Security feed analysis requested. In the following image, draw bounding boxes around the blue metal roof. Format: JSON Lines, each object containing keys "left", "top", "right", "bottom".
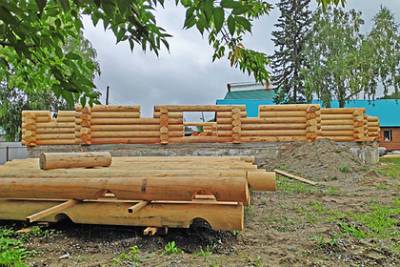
{"left": 224, "top": 89, "right": 276, "bottom": 100}
{"left": 216, "top": 99, "right": 400, "bottom": 127}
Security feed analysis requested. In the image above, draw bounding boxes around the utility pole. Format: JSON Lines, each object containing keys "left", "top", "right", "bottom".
{"left": 106, "top": 86, "right": 110, "bottom": 105}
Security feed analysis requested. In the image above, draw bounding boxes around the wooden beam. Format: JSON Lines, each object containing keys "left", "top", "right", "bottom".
{"left": 128, "top": 201, "right": 149, "bottom": 214}
{"left": 0, "top": 199, "right": 244, "bottom": 231}
{"left": 274, "top": 169, "right": 318, "bottom": 186}
{"left": 26, "top": 199, "right": 79, "bottom": 223}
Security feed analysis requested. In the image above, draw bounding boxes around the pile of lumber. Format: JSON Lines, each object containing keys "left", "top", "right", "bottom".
{"left": 0, "top": 154, "right": 276, "bottom": 231}
{"left": 319, "top": 108, "right": 366, "bottom": 142}
{"left": 21, "top": 104, "right": 380, "bottom": 146}
{"left": 22, "top": 111, "right": 77, "bottom": 146}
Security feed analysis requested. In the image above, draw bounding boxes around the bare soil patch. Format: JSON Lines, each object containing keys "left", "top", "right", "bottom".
{"left": 259, "top": 139, "right": 371, "bottom": 181}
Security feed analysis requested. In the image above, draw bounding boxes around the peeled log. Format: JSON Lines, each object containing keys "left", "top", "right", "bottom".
{"left": 259, "top": 104, "right": 319, "bottom": 111}
{"left": 247, "top": 171, "right": 276, "bottom": 191}
{"left": 39, "top": 152, "right": 112, "bottom": 170}
{"left": 0, "top": 175, "right": 249, "bottom": 203}
{"left": 91, "top": 112, "right": 141, "bottom": 118}
{"left": 259, "top": 111, "right": 307, "bottom": 118}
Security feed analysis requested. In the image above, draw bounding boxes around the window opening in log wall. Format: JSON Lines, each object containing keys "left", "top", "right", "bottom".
{"left": 183, "top": 112, "right": 216, "bottom": 136}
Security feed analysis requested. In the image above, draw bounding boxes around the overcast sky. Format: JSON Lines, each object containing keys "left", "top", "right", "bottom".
{"left": 82, "top": 0, "right": 400, "bottom": 117}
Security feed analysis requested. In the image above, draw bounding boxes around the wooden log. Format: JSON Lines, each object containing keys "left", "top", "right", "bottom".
{"left": 320, "top": 130, "right": 354, "bottom": 136}
{"left": 0, "top": 176, "right": 249, "bottom": 203}
{"left": 274, "top": 169, "right": 317, "bottom": 186}
{"left": 57, "top": 111, "right": 77, "bottom": 116}
{"left": 259, "top": 111, "right": 307, "bottom": 118}
{"left": 168, "top": 136, "right": 233, "bottom": 144}
{"left": 35, "top": 133, "right": 76, "bottom": 140}
{"left": 90, "top": 131, "right": 182, "bottom": 138}
{"left": 159, "top": 107, "right": 169, "bottom": 145}
{"left": 247, "top": 171, "right": 276, "bottom": 191}
{"left": 241, "top": 123, "right": 306, "bottom": 130}
{"left": 35, "top": 127, "right": 75, "bottom": 134}
{"left": 216, "top": 112, "right": 247, "bottom": 118}
{"left": 35, "top": 139, "right": 78, "bottom": 145}
{"left": 321, "top": 108, "right": 364, "bottom": 114}
{"left": 259, "top": 104, "right": 320, "bottom": 111}
{"left": 184, "top": 122, "right": 217, "bottom": 127}
{"left": 91, "top": 138, "right": 161, "bottom": 144}
{"left": 321, "top": 125, "right": 356, "bottom": 131}
{"left": 22, "top": 111, "right": 51, "bottom": 116}
{"left": 243, "top": 117, "right": 307, "bottom": 123}
{"left": 56, "top": 116, "right": 75, "bottom": 123}
{"left": 239, "top": 136, "right": 308, "bottom": 142}
{"left": 319, "top": 119, "right": 354, "bottom": 126}
{"left": 26, "top": 199, "right": 79, "bottom": 223}
{"left": 0, "top": 199, "right": 244, "bottom": 231}
{"left": 90, "top": 105, "right": 141, "bottom": 112}
{"left": 153, "top": 112, "right": 183, "bottom": 118}
{"left": 321, "top": 114, "right": 354, "bottom": 120}
{"left": 219, "top": 130, "right": 307, "bottom": 137}
{"left": 24, "top": 122, "right": 77, "bottom": 128}
{"left": 90, "top": 118, "right": 182, "bottom": 125}
{"left": 90, "top": 125, "right": 183, "bottom": 132}
{"left": 154, "top": 105, "right": 245, "bottom": 112}
{"left": 39, "top": 152, "right": 112, "bottom": 170}
{"left": 91, "top": 112, "right": 141, "bottom": 118}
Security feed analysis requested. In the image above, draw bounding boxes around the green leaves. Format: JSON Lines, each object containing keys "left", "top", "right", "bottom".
{"left": 0, "top": 0, "right": 276, "bottom": 104}
{"left": 213, "top": 8, "right": 224, "bottom": 32}
{"left": 35, "top": 0, "right": 47, "bottom": 14}
{"left": 302, "top": 6, "right": 399, "bottom": 108}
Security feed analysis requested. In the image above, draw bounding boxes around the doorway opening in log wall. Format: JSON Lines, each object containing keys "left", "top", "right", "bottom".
{"left": 183, "top": 112, "right": 216, "bottom": 136}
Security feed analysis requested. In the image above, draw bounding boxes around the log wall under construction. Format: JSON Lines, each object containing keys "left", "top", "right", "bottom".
{"left": 21, "top": 104, "right": 380, "bottom": 146}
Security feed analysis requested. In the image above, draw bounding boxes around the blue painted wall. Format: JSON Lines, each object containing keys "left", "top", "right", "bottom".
{"left": 216, "top": 99, "right": 400, "bottom": 127}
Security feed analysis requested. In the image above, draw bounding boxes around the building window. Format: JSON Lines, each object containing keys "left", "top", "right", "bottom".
{"left": 383, "top": 129, "right": 392, "bottom": 142}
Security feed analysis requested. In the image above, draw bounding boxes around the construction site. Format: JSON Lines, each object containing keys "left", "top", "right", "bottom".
{"left": 0, "top": 104, "right": 398, "bottom": 266}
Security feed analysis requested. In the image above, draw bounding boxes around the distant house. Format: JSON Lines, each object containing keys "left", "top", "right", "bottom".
{"left": 217, "top": 83, "right": 400, "bottom": 151}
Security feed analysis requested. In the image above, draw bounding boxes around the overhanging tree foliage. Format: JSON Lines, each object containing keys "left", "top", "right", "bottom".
{"left": 0, "top": 0, "right": 345, "bottom": 106}
{"left": 0, "top": 30, "right": 100, "bottom": 142}
{"left": 270, "top": 0, "right": 312, "bottom": 104}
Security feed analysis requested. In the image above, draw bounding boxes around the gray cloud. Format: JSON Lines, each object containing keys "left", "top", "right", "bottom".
{"left": 83, "top": 0, "right": 400, "bottom": 117}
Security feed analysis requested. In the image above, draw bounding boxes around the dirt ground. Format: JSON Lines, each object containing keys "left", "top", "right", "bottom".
{"left": 1, "top": 144, "right": 399, "bottom": 267}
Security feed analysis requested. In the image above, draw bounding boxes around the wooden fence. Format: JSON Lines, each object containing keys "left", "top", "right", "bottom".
{"left": 21, "top": 104, "right": 380, "bottom": 146}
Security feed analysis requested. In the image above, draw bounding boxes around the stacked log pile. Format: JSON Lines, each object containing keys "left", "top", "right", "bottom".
{"left": 216, "top": 106, "right": 247, "bottom": 143}
{"left": 245, "top": 104, "right": 320, "bottom": 142}
{"left": 366, "top": 115, "right": 380, "bottom": 140}
{"left": 153, "top": 106, "right": 185, "bottom": 144}
{"left": 22, "top": 111, "right": 76, "bottom": 146}
{"left": 0, "top": 155, "right": 276, "bottom": 231}
{"left": 320, "top": 108, "right": 366, "bottom": 142}
{"left": 21, "top": 104, "right": 380, "bottom": 146}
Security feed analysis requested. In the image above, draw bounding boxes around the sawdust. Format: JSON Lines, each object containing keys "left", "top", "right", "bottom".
{"left": 259, "top": 139, "right": 371, "bottom": 182}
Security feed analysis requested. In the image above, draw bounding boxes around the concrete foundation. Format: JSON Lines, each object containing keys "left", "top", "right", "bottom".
{"left": 27, "top": 141, "right": 380, "bottom": 164}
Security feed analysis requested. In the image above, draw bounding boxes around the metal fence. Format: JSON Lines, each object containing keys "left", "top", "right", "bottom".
{"left": 0, "top": 142, "right": 28, "bottom": 165}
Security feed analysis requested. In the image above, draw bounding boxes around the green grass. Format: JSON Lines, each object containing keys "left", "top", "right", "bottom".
{"left": 377, "top": 158, "right": 400, "bottom": 178}
{"left": 277, "top": 176, "right": 320, "bottom": 194}
{"left": 163, "top": 241, "right": 182, "bottom": 255}
{"left": 0, "top": 225, "right": 57, "bottom": 267}
{"left": 112, "top": 245, "right": 141, "bottom": 266}
{"left": 0, "top": 228, "right": 29, "bottom": 267}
